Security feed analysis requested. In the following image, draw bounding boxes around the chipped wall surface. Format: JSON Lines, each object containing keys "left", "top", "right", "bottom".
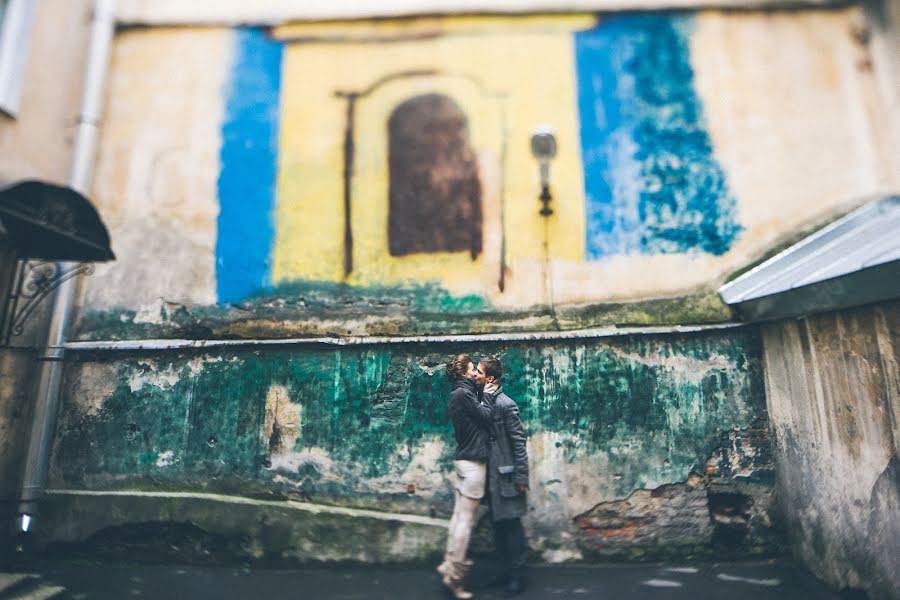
{"left": 761, "top": 302, "right": 899, "bottom": 600}
{"left": 77, "top": 8, "right": 898, "bottom": 339}
{"left": 49, "top": 328, "right": 782, "bottom": 560}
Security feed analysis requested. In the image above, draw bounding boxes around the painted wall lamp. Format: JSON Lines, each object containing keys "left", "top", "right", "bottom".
{"left": 530, "top": 128, "right": 557, "bottom": 217}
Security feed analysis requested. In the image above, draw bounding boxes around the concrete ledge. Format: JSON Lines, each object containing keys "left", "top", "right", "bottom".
{"left": 38, "top": 490, "right": 448, "bottom": 564}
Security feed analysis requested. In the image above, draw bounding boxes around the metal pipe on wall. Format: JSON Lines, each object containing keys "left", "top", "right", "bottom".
{"left": 16, "top": 0, "right": 116, "bottom": 532}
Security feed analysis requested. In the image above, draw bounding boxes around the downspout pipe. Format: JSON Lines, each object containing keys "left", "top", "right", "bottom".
{"left": 16, "top": 0, "right": 116, "bottom": 533}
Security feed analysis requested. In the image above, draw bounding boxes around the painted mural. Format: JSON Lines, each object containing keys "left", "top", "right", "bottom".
{"left": 214, "top": 14, "right": 738, "bottom": 306}
{"left": 387, "top": 93, "right": 483, "bottom": 260}
{"left": 216, "top": 28, "right": 282, "bottom": 304}
{"left": 82, "top": 8, "right": 888, "bottom": 337}
{"left": 575, "top": 15, "right": 740, "bottom": 258}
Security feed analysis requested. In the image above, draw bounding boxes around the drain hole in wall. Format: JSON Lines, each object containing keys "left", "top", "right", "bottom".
{"left": 708, "top": 491, "right": 751, "bottom": 549}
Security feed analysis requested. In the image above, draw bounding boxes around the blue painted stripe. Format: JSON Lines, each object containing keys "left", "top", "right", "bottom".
{"left": 574, "top": 14, "right": 741, "bottom": 259}
{"left": 216, "top": 28, "right": 283, "bottom": 304}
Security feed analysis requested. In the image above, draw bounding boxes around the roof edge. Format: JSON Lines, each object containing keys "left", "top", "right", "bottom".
{"left": 115, "top": 0, "right": 851, "bottom": 26}
{"left": 719, "top": 195, "right": 900, "bottom": 321}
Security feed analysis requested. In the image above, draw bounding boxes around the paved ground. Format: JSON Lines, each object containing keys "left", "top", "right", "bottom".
{"left": 0, "top": 559, "right": 840, "bottom": 599}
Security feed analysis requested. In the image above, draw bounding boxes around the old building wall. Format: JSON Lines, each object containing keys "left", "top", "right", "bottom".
{"left": 864, "top": 0, "right": 900, "bottom": 172}
{"left": 17, "top": 0, "right": 897, "bottom": 572}
{"left": 45, "top": 327, "right": 781, "bottom": 561}
{"left": 761, "top": 302, "right": 900, "bottom": 600}
{"left": 30, "top": 1, "right": 900, "bottom": 568}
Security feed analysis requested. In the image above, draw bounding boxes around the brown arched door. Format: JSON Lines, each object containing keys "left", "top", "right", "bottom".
{"left": 387, "top": 93, "right": 482, "bottom": 259}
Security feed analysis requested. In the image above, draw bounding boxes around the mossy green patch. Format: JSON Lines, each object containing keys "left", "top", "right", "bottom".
{"left": 73, "top": 287, "right": 731, "bottom": 342}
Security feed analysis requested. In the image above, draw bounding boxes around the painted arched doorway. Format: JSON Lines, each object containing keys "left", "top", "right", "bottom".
{"left": 387, "top": 93, "right": 482, "bottom": 260}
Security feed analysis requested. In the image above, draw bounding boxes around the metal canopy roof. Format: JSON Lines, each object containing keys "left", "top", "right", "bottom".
{"left": 718, "top": 195, "right": 900, "bottom": 322}
{"left": 0, "top": 180, "right": 115, "bottom": 262}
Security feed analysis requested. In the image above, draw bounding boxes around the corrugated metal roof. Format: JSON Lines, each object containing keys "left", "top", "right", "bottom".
{"left": 718, "top": 195, "right": 900, "bottom": 318}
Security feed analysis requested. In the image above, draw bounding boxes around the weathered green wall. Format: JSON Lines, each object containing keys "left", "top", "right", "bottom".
{"left": 47, "top": 328, "right": 782, "bottom": 562}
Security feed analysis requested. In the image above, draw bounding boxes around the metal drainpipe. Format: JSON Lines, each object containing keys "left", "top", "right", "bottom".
{"left": 16, "top": 0, "right": 116, "bottom": 534}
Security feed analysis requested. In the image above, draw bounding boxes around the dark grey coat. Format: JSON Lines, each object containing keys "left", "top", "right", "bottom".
{"left": 485, "top": 386, "right": 529, "bottom": 522}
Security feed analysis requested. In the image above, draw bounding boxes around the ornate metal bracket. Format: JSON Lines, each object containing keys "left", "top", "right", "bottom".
{"left": 2, "top": 260, "right": 94, "bottom": 345}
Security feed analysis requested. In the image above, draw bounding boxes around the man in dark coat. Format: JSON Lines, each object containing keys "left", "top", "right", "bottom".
{"left": 478, "top": 356, "right": 529, "bottom": 596}
{"left": 437, "top": 354, "right": 493, "bottom": 599}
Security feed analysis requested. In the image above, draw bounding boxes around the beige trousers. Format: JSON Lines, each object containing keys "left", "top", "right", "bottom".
{"left": 444, "top": 460, "right": 486, "bottom": 564}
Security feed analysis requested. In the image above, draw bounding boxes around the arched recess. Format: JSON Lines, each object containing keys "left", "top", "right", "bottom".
{"left": 387, "top": 93, "right": 482, "bottom": 260}
{"left": 347, "top": 72, "right": 505, "bottom": 296}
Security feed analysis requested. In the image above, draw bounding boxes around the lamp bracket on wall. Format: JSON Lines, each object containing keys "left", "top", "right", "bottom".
{"left": 2, "top": 260, "right": 94, "bottom": 345}
{"left": 530, "top": 128, "right": 557, "bottom": 217}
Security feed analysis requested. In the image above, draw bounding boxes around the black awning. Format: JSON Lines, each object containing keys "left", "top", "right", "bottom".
{"left": 0, "top": 180, "right": 114, "bottom": 262}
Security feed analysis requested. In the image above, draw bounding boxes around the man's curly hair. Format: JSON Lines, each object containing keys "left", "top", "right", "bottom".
{"left": 446, "top": 354, "right": 472, "bottom": 383}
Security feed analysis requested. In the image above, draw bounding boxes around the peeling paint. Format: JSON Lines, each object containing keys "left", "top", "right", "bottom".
{"left": 263, "top": 384, "right": 300, "bottom": 458}
{"left": 155, "top": 450, "right": 175, "bottom": 467}
{"left": 606, "top": 345, "right": 737, "bottom": 383}
{"left": 269, "top": 448, "right": 340, "bottom": 483}
{"left": 69, "top": 363, "right": 119, "bottom": 416}
{"left": 128, "top": 360, "right": 181, "bottom": 392}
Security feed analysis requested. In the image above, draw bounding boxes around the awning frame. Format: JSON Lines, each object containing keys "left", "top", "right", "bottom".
{"left": 0, "top": 179, "right": 114, "bottom": 346}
